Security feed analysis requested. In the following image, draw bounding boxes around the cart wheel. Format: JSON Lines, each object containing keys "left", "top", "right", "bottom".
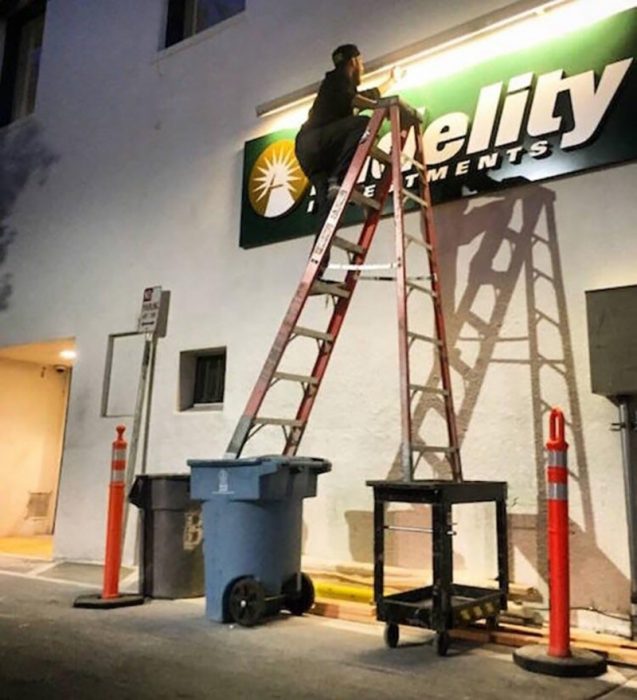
{"left": 434, "top": 632, "right": 450, "bottom": 657}
{"left": 228, "top": 577, "right": 266, "bottom": 627}
{"left": 384, "top": 623, "right": 399, "bottom": 649}
{"left": 286, "top": 573, "right": 315, "bottom": 616}
{"left": 485, "top": 616, "right": 499, "bottom": 632}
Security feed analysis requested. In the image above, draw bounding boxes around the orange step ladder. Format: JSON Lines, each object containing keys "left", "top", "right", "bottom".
{"left": 226, "top": 96, "right": 462, "bottom": 482}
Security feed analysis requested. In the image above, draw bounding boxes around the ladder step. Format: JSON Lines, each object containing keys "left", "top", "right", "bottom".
{"left": 406, "top": 280, "right": 436, "bottom": 297}
{"left": 293, "top": 326, "right": 335, "bottom": 343}
{"left": 400, "top": 153, "right": 426, "bottom": 172}
{"left": 311, "top": 280, "right": 351, "bottom": 298}
{"left": 411, "top": 443, "right": 458, "bottom": 454}
{"left": 332, "top": 235, "right": 365, "bottom": 256}
{"left": 402, "top": 189, "right": 428, "bottom": 208}
{"left": 254, "top": 417, "right": 305, "bottom": 428}
{"left": 409, "top": 384, "right": 449, "bottom": 396}
{"left": 273, "top": 371, "right": 319, "bottom": 386}
{"left": 404, "top": 233, "right": 432, "bottom": 251}
{"left": 370, "top": 146, "right": 391, "bottom": 164}
{"left": 408, "top": 331, "right": 442, "bottom": 346}
{"left": 350, "top": 188, "right": 381, "bottom": 211}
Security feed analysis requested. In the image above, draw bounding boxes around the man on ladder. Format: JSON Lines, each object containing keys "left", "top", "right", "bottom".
{"left": 294, "top": 44, "right": 402, "bottom": 275}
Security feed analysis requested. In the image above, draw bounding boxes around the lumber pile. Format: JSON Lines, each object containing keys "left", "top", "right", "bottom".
{"left": 307, "top": 564, "right": 637, "bottom": 667}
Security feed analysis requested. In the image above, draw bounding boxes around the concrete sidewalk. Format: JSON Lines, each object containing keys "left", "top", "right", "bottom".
{"left": 1, "top": 558, "right": 637, "bottom": 700}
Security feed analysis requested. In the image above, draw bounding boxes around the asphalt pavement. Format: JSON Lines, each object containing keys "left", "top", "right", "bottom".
{"left": 1, "top": 567, "right": 636, "bottom": 700}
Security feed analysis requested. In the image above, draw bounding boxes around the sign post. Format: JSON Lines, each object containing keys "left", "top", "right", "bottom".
{"left": 99, "top": 287, "right": 171, "bottom": 561}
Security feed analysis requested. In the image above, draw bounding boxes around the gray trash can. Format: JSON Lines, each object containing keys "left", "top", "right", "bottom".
{"left": 188, "top": 455, "right": 331, "bottom": 626}
{"left": 129, "top": 474, "right": 204, "bottom": 599}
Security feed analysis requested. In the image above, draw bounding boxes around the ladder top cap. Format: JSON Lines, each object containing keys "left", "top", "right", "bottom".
{"left": 376, "top": 95, "right": 422, "bottom": 122}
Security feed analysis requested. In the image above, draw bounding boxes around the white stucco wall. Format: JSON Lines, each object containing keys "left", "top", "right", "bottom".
{"left": 1, "top": 0, "right": 636, "bottom": 627}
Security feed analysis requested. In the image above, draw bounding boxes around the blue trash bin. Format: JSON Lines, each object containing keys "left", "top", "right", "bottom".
{"left": 188, "top": 455, "right": 331, "bottom": 626}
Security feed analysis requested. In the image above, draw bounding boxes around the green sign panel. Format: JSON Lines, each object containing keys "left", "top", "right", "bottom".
{"left": 240, "top": 8, "right": 637, "bottom": 248}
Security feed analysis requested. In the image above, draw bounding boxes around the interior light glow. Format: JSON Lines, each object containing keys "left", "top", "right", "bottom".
{"left": 264, "top": 0, "right": 634, "bottom": 131}
{"left": 390, "top": 0, "right": 635, "bottom": 93}
{"left": 59, "top": 349, "right": 77, "bottom": 360}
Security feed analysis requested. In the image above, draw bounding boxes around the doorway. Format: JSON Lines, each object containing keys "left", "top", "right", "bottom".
{"left": 0, "top": 337, "right": 75, "bottom": 559}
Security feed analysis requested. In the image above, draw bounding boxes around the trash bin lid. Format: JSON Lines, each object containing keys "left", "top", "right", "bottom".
{"left": 187, "top": 455, "right": 331, "bottom": 475}
{"left": 129, "top": 473, "right": 194, "bottom": 510}
{"left": 187, "top": 456, "right": 331, "bottom": 502}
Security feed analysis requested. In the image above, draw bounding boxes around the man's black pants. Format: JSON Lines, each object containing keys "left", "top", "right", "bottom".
{"left": 295, "top": 115, "right": 369, "bottom": 245}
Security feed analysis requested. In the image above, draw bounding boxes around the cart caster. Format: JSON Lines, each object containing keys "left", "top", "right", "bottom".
{"left": 228, "top": 577, "right": 266, "bottom": 627}
{"left": 434, "top": 632, "right": 450, "bottom": 657}
{"left": 485, "top": 616, "right": 499, "bottom": 632}
{"left": 285, "top": 573, "right": 315, "bottom": 616}
{"left": 384, "top": 623, "right": 399, "bottom": 649}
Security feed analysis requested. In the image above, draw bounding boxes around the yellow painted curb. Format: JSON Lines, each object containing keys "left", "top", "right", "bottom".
{"left": 313, "top": 579, "right": 373, "bottom": 604}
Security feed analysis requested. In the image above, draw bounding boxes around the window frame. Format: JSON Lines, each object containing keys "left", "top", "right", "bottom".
{"left": 0, "top": 0, "right": 46, "bottom": 127}
{"left": 163, "top": 0, "right": 246, "bottom": 50}
{"left": 192, "top": 351, "right": 226, "bottom": 406}
{"left": 178, "top": 347, "right": 227, "bottom": 412}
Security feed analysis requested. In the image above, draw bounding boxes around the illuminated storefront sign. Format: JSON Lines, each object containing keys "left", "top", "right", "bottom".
{"left": 240, "top": 7, "right": 636, "bottom": 248}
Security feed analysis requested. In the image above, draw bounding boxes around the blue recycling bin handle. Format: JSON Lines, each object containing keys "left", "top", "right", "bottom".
{"left": 187, "top": 455, "right": 331, "bottom": 503}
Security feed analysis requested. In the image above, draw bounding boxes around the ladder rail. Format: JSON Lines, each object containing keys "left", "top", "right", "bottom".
{"left": 225, "top": 107, "right": 388, "bottom": 458}
{"left": 413, "top": 122, "right": 463, "bottom": 480}
{"left": 284, "top": 125, "right": 406, "bottom": 454}
{"left": 390, "top": 105, "right": 414, "bottom": 481}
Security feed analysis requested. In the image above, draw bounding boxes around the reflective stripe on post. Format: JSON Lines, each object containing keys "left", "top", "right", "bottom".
{"left": 102, "top": 425, "right": 128, "bottom": 600}
{"left": 546, "top": 407, "right": 570, "bottom": 658}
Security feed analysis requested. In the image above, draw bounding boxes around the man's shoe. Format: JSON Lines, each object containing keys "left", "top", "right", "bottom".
{"left": 327, "top": 177, "right": 340, "bottom": 200}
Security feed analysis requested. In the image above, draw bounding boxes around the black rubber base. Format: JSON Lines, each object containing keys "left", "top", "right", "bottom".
{"left": 513, "top": 644, "right": 607, "bottom": 678}
{"left": 73, "top": 593, "right": 146, "bottom": 610}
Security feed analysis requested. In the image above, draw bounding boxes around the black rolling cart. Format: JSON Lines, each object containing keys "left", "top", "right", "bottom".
{"left": 367, "top": 480, "right": 509, "bottom": 656}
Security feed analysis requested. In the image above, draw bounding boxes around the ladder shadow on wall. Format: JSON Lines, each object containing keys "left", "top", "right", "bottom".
{"left": 0, "top": 121, "right": 58, "bottom": 312}
{"left": 345, "top": 182, "right": 629, "bottom": 609}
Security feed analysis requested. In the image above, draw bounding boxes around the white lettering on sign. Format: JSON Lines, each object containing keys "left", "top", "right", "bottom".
{"left": 478, "top": 153, "right": 500, "bottom": 170}
{"left": 426, "top": 165, "right": 449, "bottom": 182}
{"left": 138, "top": 286, "right": 162, "bottom": 333}
{"left": 528, "top": 58, "right": 632, "bottom": 149}
{"left": 495, "top": 73, "right": 534, "bottom": 147}
{"left": 424, "top": 113, "right": 469, "bottom": 165}
{"left": 466, "top": 82, "right": 503, "bottom": 155}
{"left": 529, "top": 140, "right": 550, "bottom": 158}
{"left": 421, "top": 57, "right": 634, "bottom": 162}
{"left": 455, "top": 159, "right": 470, "bottom": 176}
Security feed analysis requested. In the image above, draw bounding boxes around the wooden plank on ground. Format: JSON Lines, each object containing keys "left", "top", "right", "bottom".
{"left": 310, "top": 598, "right": 637, "bottom": 668}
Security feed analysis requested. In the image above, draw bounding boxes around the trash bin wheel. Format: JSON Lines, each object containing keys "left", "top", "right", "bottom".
{"left": 384, "top": 623, "right": 399, "bottom": 649}
{"left": 434, "top": 631, "right": 450, "bottom": 657}
{"left": 286, "top": 572, "right": 315, "bottom": 616}
{"left": 228, "top": 577, "right": 266, "bottom": 627}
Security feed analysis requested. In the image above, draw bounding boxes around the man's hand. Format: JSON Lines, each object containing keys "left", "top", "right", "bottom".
{"left": 390, "top": 65, "right": 406, "bottom": 84}
{"left": 373, "top": 66, "right": 407, "bottom": 97}
{"left": 353, "top": 94, "right": 378, "bottom": 111}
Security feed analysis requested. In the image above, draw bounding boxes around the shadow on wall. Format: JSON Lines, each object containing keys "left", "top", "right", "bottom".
{"left": 0, "top": 120, "right": 58, "bottom": 311}
{"left": 344, "top": 182, "right": 628, "bottom": 611}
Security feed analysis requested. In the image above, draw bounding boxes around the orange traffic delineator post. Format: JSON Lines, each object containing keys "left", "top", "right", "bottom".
{"left": 74, "top": 425, "right": 144, "bottom": 610}
{"left": 513, "top": 408, "right": 606, "bottom": 677}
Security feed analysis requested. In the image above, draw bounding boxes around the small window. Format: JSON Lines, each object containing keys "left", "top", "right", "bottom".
{"left": 179, "top": 347, "right": 226, "bottom": 411}
{"left": 165, "top": 0, "right": 245, "bottom": 48}
{"left": 0, "top": 1, "right": 46, "bottom": 127}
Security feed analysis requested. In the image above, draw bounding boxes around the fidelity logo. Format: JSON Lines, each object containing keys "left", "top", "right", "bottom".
{"left": 248, "top": 140, "right": 309, "bottom": 218}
